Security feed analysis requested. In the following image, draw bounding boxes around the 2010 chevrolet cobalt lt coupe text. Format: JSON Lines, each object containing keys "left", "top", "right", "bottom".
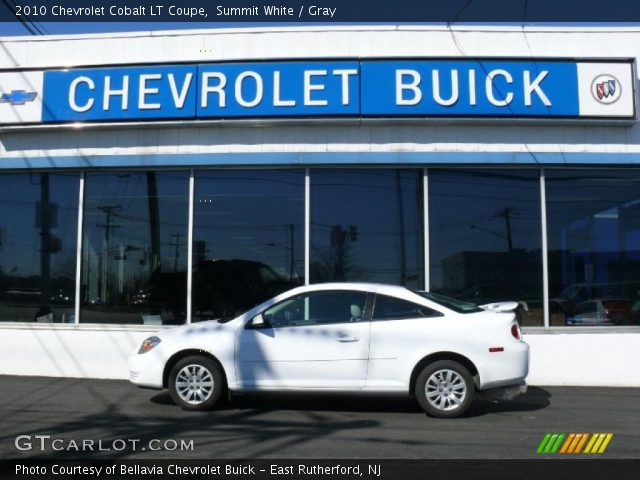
{"left": 129, "top": 283, "right": 529, "bottom": 418}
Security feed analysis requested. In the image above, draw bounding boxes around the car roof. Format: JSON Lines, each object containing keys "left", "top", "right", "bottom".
{"left": 290, "top": 282, "right": 411, "bottom": 294}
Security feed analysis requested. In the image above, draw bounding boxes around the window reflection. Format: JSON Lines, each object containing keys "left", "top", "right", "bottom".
{"left": 192, "top": 170, "right": 305, "bottom": 321}
{"left": 0, "top": 173, "right": 79, "bottom": 323}
{"left": 547, "top": 170, "right": 640, "bottom": 326}
{"left": 310, "top": 169, "right": 424, "bottom": 288}
{"left": 429, "top": 169, "right": 543, "bottom": 325}
{"left": 80, "top": 172, "right": 189, "bottom": 324}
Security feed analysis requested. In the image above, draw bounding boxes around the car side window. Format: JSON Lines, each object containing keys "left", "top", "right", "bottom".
{"left": 373, "top": 294, "right": 442, "bottom": 321}
{"left": 262, "top": 290, "right": 368, "bottom": 327}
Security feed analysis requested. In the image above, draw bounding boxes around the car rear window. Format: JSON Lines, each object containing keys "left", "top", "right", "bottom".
{"left": 413, "top": 291, "right": 483, "bottom": 314}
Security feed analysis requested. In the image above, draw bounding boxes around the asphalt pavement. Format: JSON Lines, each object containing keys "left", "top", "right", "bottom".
{"left": 0, "top": 375, "right": 638, "bottom": 459}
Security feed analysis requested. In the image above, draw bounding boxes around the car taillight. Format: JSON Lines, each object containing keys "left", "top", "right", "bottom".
{"left": 511, "top": 324, "right": 521, "bottom": 340}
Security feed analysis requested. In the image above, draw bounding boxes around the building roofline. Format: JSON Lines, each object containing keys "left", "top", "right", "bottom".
{"left": 4, "top": 23, "right": 640, "bottom": 43}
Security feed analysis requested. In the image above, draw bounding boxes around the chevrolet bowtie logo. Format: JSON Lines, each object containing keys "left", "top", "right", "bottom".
{"left": 0, "top": 90, "right": 38, "bottom": 106}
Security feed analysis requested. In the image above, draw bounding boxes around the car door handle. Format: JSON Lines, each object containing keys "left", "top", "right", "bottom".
{"left": 337, "top": 337, "right": 359, "bottom": 342}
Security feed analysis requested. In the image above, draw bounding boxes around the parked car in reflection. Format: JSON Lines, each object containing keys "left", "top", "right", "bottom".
{"left": 138, "top": 260, "right": 299, "bottom": 326}
{"left": 566, "top": 299, "right": 635, "bottom": 326}
{"left": 129, "top": 283, "right": 529, "bottom": 418}
{"left": 191, "top": 259, "right": 299, "bottom": 320}
{"left": 552, "top": 281, "right": 640, "bottom": 317}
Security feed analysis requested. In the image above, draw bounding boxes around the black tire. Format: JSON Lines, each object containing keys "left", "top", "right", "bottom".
{"left": 415, "top": 360, "right": 475, "bottom": 418}
{"left": 168, "top": 355, "right": 225, "bottom": 411}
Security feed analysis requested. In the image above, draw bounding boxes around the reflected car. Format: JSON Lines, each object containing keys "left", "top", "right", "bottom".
{"left": 552, "top": 281, "right": 640, "bottom": 316}
{"left": 192, "top": 259, "right": 300, "bottom": 319}
{"left": 566, "top": 299, "right": 635, "bottom": 326}
{"left": 129, "top": 283, "right": 529, "bottom": 418}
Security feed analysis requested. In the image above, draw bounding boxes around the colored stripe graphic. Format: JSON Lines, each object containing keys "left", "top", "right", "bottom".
{"left": 584, "top": 433, "right": 614, "bottom": 454}
{"left": 574, "top": 433, "right": 589, "bottom": 453}
{"left": 537, "top": 433, "right": 565, "bottom": 454}
{"left": 598, "top": 434, "right": 614, "bottom": 453}
{"left": 537, "top": 434, "right": 552, "bottom": 453}
{"left": 538, "top": 433, "right": 613, "bottom": 454}
{"left": 550, "top": 434, "right": 565, "bottom": 453}
{"left": 559, "top": 433, "right": 575, "bottom": 454}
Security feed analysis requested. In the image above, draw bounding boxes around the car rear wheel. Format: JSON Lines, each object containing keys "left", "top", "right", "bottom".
{"left": 168, "top": 355, "right": 225, "bottom": 411}
{"left": 415, "top": 360, "right": 475, "bottom": 418}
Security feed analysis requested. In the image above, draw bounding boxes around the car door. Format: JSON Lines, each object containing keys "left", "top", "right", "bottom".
{"left": 235, "top": 289, "right": 372, "bottom": 389}
{"left": 366, "top": 293, "right": 445, "bottom": 390}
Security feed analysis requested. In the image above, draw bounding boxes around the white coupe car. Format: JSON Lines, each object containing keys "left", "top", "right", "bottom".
{"left": 129, "top": 283, "right": 529, "bottom": 418}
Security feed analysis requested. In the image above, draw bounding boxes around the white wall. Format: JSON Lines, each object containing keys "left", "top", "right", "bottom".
{"left": 0, "top": 325, "right": 152, "bottom": 379}
{"left": 0, "top": 326, "right": 638, "bottom": 386}
{"left": 524, "top": 332, "right": 640, "bottom": 386}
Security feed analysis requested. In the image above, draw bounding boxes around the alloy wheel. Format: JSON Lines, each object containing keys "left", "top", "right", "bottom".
{"left": 175, "top": 364, "right": 215, "bottom": 405}
{"left": 425, "top": 369, "right": 467, "bottom": 411}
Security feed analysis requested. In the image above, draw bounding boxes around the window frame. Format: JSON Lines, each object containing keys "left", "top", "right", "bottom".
{"left": 246, "top": 289, "right": 374, "bottom": 329}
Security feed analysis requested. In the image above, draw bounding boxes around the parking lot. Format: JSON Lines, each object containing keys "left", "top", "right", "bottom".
{"left": 0, "top": 375, "right": 638, "bottom": 460}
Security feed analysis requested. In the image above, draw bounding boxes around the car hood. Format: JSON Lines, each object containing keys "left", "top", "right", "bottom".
{"left": 153, "top": 318, "right": 237, "bottom": 340}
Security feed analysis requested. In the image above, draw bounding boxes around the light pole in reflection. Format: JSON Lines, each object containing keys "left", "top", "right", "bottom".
{"left": 38, "top": 173, "right": 52, "bottom": 314}
{"left": 470, "top": 207, "right": 516, "bottom": 253}
{"left": 266, "top": 224, "right": 295, "bottom": 279}
{"left": 470, "top": 206, "right": 517, "bottom": 285}
{"left": 165, "top": 232, "right": 185, "bottom": 272}
{"left": 96, "top": 205, "right": 123, "bottom": 303}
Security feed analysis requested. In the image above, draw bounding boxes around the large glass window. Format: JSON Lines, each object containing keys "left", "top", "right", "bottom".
{"left": 192, "top": 170, "right": 305, "bottom": 321}
{"left": 0, "top": 173, "right": 79, "bottom": 323}
{"left": 546, "top": 170, "right": 640, "bottom": 327}
{"left": 80, "top": 171, "right": 189, "bottom": 324}
{"left": 429, "top": 169, "right": 543, "bottom": 325}
{"left": 310, "top": 169, "right": 424, "bottom": 288}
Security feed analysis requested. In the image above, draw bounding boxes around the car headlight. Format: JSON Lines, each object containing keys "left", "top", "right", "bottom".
{"left": 138, "top": 336, "right": 161, "bottom": 354}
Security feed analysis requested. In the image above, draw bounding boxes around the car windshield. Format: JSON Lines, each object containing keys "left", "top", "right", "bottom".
{"left": 413, "top": 291, "right": 483, "bottom": 314}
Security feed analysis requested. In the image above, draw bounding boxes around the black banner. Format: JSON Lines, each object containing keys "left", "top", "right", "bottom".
{"left": 2, "top": 0, "right": 640, "bottom": 23}
{"left": 1, "top": 459, "right": 639, "bottom": 480}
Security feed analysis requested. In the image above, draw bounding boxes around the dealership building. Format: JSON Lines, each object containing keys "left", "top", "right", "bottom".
{"left": 0, "top": 25, "right": 639, "bottom": 386}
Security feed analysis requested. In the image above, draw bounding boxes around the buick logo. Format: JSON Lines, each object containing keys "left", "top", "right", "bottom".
{"left": 591, "top": 75, "right": 621, "bottom": 104}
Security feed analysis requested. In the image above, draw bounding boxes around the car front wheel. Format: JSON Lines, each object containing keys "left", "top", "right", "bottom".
{"left": 168, "top": 355, "right": 225, "bottom": 411}
{"left": 415, "top": 360, "right": 475, "bottom": 418}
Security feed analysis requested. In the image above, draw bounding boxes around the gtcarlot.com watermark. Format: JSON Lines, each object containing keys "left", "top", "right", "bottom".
{"left": 14, "top": 434, "right": 194, "bottom": 452}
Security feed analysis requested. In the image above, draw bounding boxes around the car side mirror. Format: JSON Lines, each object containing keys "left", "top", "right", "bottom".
{"left": 250, "top": 313, "right": 270, "bottom": 329}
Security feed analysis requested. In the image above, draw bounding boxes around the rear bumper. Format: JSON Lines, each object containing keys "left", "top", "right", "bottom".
{"left": 478, "top": 340, "right": 529, "bottom": 390}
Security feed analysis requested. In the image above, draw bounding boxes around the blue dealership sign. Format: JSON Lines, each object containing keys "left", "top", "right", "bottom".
{"left": 361, "top": 60, "right": 579, "bottom": 116}
{"left": 0, "top": 58, "right": 635, "bottom": 125}
{"left": 43, "top": 65, "right": 198, "bottom": 121}
{"left": 198, "top": 61, "right": 360, "bottom": 117}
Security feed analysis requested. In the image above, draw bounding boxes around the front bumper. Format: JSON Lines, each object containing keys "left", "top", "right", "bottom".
{"left": 128, "top": 349, "right": 164, "bottom": 389}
